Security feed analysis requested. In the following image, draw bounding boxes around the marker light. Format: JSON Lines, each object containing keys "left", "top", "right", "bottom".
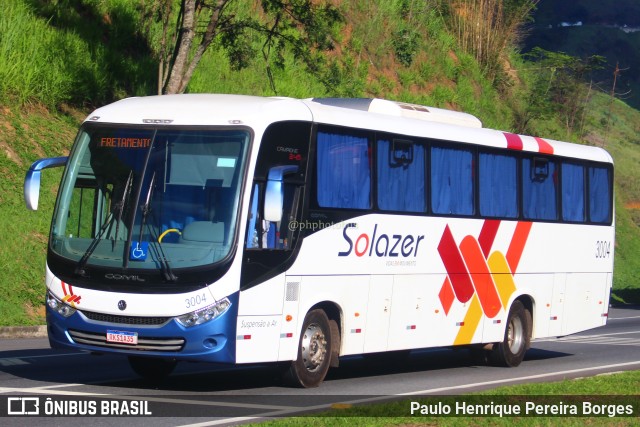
{"left": 176, "top": 298, "right": 231, "bottom": 327}
{"left": 46, "top": 291, "right": 77, "bottom": 318}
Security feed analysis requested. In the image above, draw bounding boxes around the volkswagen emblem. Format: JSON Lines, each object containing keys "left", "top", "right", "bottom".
{"left": 117, "top": 300, "right": 127, "bottom": 311}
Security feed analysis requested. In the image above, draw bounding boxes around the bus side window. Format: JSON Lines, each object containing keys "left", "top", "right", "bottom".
{"left": 431, "top": 146, "right": 474, "bottom": 215}
{"left": 245, "top": 181, "right": 300, "bottom": 250}
{"left": 245, "top": 183, "right": 277, "bottom": 249}
{"left": 589, "top": 166, "right": 612, "bottom": 223}
{"left": 377, "top": 139, "right": 426, "bottom": 212}
{"left": 479, "top": 152, "right": 518, "bottom": 218}
{"left": 316, "top": 130, "right": 371, "bottom": 209}
{"left": 280, "top": 181, "right": 301, "bottom": 249}
{"left": 561, "top": 162, "right": 585, "bottom": 222}
{"left": 523, "top": 157, "right": 558, "bottom": 220}
{"left": 246, "top": 184, "right": 261, "bottom": 248}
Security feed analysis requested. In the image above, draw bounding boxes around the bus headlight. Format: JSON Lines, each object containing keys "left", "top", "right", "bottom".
{"left": 176, "top": 298, "right": 231, "bottom": 327}
{"left": 46, "top": 291, "right": 77, "bottom": 317}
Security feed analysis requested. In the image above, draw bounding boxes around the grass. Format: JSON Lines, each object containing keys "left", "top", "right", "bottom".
{"left": 247, "top": 370, "right": 640, "bottom": 426}
{"left": 0, "top": 0, "right": 154, "bottom": 108}
{"left": 0, "top": 104, "right": 78, "bottom": 324}
{"left": 0, "top": 0, "right": 78, "bottom": 106}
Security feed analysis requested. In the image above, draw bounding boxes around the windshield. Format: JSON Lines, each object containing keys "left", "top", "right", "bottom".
{"left": 50, "top": 125, "right": 250, "bottom": 273}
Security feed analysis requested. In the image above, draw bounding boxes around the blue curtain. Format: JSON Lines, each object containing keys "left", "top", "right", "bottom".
{"left": 377, "top": 140, "right": 425, "bottom": 212}
{"left": 561, "top": 163, "right": 585, "bottom": 222}
{"left": 523, "top": 158, "right": 557, "bottom": 220}
{"left": 431, "top": 146, "right": 474, "bottom": 215}
{"left": 317, "top": 131, "right": 371, "bottom": 209}
{"left": 479, "top": 153, "right": 517, "bottom": 218}
{"left": 589, "top": 166, "right": 611, "bottom": 223}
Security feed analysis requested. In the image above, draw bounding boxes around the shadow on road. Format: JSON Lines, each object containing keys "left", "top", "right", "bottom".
{"left": 0, "top": 345, "right": 573, "bottom": 392}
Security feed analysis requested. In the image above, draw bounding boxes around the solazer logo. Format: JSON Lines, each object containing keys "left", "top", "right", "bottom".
{"left": 338, "top": 223, "right": 425, "bottom": 258}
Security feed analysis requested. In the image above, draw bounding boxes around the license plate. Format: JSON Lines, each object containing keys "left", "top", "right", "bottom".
{"left": 106, "top": 330, "right": 138, "bottom": 345}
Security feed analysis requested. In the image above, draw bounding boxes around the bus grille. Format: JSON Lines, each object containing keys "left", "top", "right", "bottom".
{"left": 81, "top": 310, "right": 171, "bottom": 326}
{"left": 68, "top": 329, "right": 185, "bottom": 352}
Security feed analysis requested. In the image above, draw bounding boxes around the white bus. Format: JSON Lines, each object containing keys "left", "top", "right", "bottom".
{"left": 25, "top": 95, "right": 614, "bottom": 387}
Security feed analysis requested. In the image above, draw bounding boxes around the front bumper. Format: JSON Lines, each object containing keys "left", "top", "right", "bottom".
{"left": 46, "top": 292, "right": 239, "bottom": 363}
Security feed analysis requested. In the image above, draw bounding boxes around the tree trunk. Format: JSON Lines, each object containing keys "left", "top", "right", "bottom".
{"left": 154, "top": 0, "right": 340, "bottom": 95}
{"left": 164, "top": 0, "right": 197, "bottom": 94}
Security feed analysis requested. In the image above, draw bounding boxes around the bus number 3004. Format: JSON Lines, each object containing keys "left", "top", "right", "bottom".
{"left": 185, "top": 293, "right": 208, "bottom": 309}
{"left": 595, "top": 241, "right": 611, "bottom": 259}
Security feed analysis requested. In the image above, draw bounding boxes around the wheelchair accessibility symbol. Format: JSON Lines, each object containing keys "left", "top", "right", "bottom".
{"left": 130, "top": 241, "right": 149, "bottom": 261}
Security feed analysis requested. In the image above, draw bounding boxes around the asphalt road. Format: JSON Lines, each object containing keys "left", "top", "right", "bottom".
{"left": 1, "top": 306, "right": 639, "bottom": 426}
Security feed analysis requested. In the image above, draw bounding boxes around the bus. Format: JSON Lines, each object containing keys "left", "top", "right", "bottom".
{"left": 24, "top": 95, "right": 614, "bottom": 387}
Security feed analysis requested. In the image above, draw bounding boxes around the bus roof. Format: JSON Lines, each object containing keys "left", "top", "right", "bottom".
{"left": 85, "top": 94, "right": 314, "bottom": 128}
{"left": 84, "top": 94, "right": 613, "bottom": 164}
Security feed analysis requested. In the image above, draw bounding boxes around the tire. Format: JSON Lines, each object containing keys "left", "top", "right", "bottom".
{"left": 490, "top": 300, "right": 530, "bottom": 367}
{"left": 128, "top": 356, "right": 177, "bottom": 380}
{"left": 283, "top": 309, "right": 332, "bottom": 388}
{"left": 469, "top": 346, "right": 489, "bottom": 365}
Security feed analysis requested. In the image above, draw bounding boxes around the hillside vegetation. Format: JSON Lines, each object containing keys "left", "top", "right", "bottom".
{"left": 527, "top": 0, "right": 640, "bottom": 110}
{"left": 0, "top": 0, "right": 639, "bottom": 325}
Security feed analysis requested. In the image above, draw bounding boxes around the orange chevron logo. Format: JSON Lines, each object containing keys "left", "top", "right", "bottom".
{"left": 437, "top": 220, "right": 532, "bottom": 345}
{"left": 61, "top": 281, "right": 81, "bottom": 307}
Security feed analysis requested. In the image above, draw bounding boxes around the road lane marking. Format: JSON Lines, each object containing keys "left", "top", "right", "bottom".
{"left": 0, "top": 352, "right": 87, "bottom": 366}
{"left": 551, "top": 335, "right": 640, "bottom": 346}
{"left": 176, "top": 360, "right": 640, "bottom": 427}
{"left": 10, "top": 352, "right": 88, "bottom": 359}
{"left": 0, "top": 384, "right": 83, "bottom": 394}
{"left": 534, "top": 330, "right": 640, "bottom": 343}
{"left": 0, "top": 358, "right": 29, "bottom": 366}
{"left": 0, "top": 386, "right": 296, "bottom": 411}
{"left": 608, "top": 315, "right": 640, "bottom": 320}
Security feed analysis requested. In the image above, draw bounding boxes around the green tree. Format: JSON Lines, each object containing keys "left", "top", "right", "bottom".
{"left": 142, "top": 0, "right": 342, "bottom": 95}
{"left": 517, "top": 47, "right": 605, "bottom": 136}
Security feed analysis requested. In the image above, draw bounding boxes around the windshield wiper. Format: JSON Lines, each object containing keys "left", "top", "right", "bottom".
{"left": 114, "top": 171, "right": 134, "bottom": 250}
{"left": 133, "top": 172, "right": 177, "bottom": 282}
{"left": 75, "top": 171, "right": 133, "bottom": 277}
{"left": 155, "top": 240, "right": 178, "bottom": 282}
{"left": 137, "top": 172, "right": 155, "bottom": 244}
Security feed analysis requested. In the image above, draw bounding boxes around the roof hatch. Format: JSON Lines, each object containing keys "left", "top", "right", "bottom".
{"left": 310, "top": 98, "right": 483, "bottom": 128}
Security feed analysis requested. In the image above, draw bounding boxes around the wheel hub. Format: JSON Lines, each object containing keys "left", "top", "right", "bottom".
{"left": 507, "top": 316, "right": 524, "bottom": 353}
{"left": 301, "top": 322, "right": 327, "bottom": 372}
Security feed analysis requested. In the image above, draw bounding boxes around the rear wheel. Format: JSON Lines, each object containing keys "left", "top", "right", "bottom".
{"left": 283, "top": 309, "right": 332, "bottom": 388}
{"left": 469, "top": 346, "right": 489, "bottom": 365}
{"left": 128, "top": 356, "right": 177, "bottom": 380}
{"left": 490, "top": 301, "right": 530, "bottom": 367}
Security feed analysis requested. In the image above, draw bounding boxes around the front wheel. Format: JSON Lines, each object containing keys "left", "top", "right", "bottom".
{"left": 490, "top": 301, "right": 531, "bottom": 367}
{"left": 128, "top": 356, "right": 177, "bottom": 380}
{"left": 283, "top": 309, "right": 332, "bottom": 388}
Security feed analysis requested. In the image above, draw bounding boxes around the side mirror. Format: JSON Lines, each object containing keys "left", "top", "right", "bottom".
{"left": 264, "top": 165, "right": 298, "bottom": 222}
{"left": 24, "top": 156, "right": 68, "bottom": 210}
